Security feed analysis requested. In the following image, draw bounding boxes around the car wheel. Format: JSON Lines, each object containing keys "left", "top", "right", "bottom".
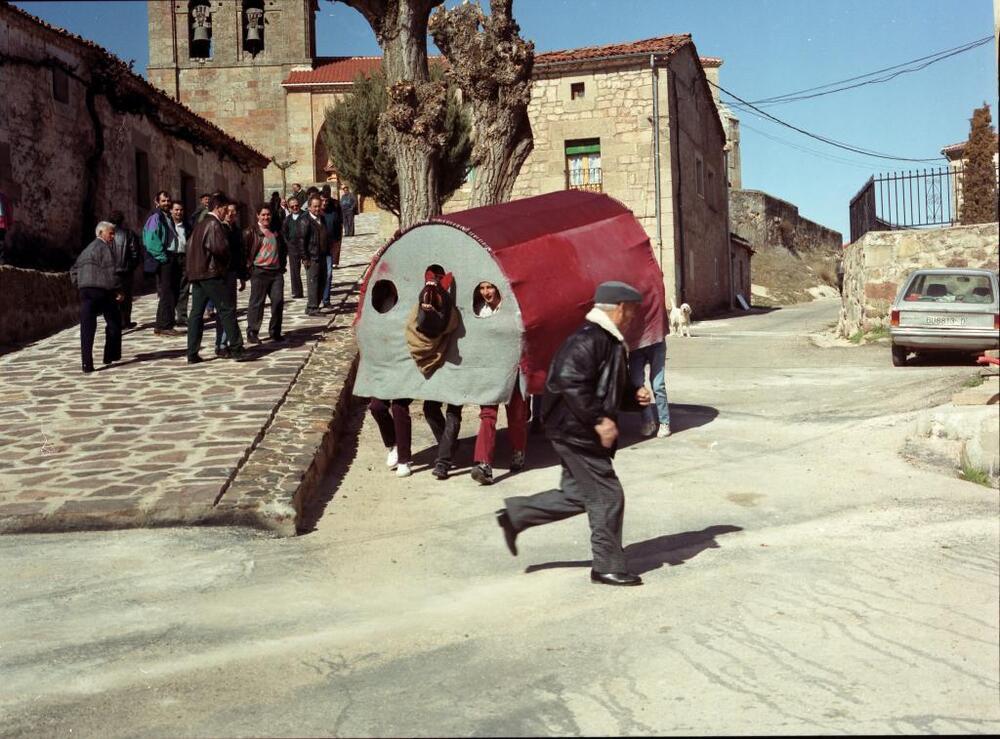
{"left": 891, "top": 343, "right": 908, "bottom": 367}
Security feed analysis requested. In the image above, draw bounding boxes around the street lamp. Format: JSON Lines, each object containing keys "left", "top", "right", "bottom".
{"left": 272, "top": 158, "right": 297, "bottom": 198}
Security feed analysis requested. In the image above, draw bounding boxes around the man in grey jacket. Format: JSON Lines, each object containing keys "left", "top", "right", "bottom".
{"left": 70, "top": 221, "right": 126, "bottom": 373}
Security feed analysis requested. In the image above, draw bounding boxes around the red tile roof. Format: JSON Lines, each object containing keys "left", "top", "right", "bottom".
{"left": 284, "top": 36, "right": 702, "bottom": 86}
{"left": 534, "top": 34, "right": 692, "bottom": 66}
{"left": 283, "top": 57, "right": 384, "bottom": 86}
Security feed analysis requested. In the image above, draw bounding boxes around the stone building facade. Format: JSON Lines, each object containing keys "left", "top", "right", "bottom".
{"left": 147, "top": 0, "right": 319, "bottom": 193}
{"left": 1, "top": 3, "right": 267, "bottom": 267}
{"left": 146, "top": 6, "right": 739, "bottom": 312}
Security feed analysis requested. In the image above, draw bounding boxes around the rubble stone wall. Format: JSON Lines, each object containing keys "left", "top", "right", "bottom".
{"left": 0, "top": 266, "right": 78, "bottom": 346}
{"left": 730, "top": 189, "right": 842, "bottom": 253}
{"left": 838, "top": 222, "right": 999, "bottom": 337}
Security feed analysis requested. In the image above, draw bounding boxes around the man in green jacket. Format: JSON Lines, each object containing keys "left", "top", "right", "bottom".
{"left": 143, "top": 190, "right": 181, "bottom": 336}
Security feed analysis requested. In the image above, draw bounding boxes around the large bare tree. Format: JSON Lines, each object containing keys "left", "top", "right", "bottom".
{"left": 429, "top": 0, "right": 534, "bottom": 208}
{"left": 336, "top": 0, "right": 449, "bottom": 228}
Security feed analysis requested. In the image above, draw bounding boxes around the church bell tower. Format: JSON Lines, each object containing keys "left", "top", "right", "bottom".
{"left": 147, "top": 0, "right": 319, "bottom": 189}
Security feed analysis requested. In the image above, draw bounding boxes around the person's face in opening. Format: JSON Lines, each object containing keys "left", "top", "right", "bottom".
{"left": 307, "top": 198, "right": 322, "bottom": 218}
{"left": 478, "top": 281, "right": 500, "bottom": 308}
{"left": 170, "top": 203, "right": 184, "bottom": 223}
{"left": 258, "top": 208, "right": 271, "bottom": 229}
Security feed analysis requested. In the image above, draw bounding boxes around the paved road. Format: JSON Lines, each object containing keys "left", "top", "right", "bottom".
{"left": 0, "top": 218, "right": 381, "bottom": 531}
{"left": 2, "top": 299, "right": 997, "bottom": 736}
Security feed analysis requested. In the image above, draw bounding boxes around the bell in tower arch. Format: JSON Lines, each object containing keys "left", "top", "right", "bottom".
{"left": 243, "top": 1, "right": 265, "bottom": 57}
{"left": 189, "top": 0, "right": 212, "bottom": 59}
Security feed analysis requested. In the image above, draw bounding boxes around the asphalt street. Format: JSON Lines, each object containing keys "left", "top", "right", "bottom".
{"left": 2, "top": 298, "right": 997, "bottom": 737}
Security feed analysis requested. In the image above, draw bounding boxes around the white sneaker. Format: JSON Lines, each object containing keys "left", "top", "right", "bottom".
{"left": 385, "top": 446, "right": 398, "bottom": 468}
{"left": 395, "top": 462, "right": 412, "bottom": 478}
{"left": 657, "top": 423, "right": 672, "bottom": 438}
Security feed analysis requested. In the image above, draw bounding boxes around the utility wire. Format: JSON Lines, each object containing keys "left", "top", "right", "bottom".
{"left": 733, "top": 36, "right": 992, "bottom": 108}
{"left": 709, "top": 79, "right": 941, "bottom": 162}
{"left": 738, "top": 121, "right": 880, "bottom": 170}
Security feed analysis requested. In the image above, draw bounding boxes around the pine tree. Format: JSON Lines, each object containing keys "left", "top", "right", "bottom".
{"left": 322, "top": 66, "right": 471, "bottom": 220}
{"left": 959, "top": 103, "right": 998, "bottom": 225}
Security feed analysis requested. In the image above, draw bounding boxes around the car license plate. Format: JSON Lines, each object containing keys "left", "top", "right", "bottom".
{"left": 924, "top": 315, "right": 966, "bottom": 326}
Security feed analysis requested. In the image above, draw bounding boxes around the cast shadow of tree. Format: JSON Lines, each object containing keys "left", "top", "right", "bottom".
{"left": 524, "top": 524, "right": 743, "bottom": 575}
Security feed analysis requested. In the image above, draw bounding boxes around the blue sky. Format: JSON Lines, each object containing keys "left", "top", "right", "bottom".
{"left": 15, "top": 0, "right": 998, "bottom": 239}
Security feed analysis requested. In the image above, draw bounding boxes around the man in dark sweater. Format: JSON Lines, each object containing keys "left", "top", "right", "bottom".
{"left": 184, "top": 192, "right": 248, "bottom": 364}
{"left": 495, "top": 281, "right": 652, "bottom": 586}
{"left": 70, "top": 221, "right": 126, "bottom": 373}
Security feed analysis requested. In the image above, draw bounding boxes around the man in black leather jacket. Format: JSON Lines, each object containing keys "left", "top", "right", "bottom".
{"left": 496, "top": 281, "right": 653, "bottom": 587}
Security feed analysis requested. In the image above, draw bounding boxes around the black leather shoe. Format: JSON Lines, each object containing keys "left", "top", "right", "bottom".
{"left": 187, "top": 354, "right": 204, "bottom": 365}
{"left": 215, "top": 346, "right": 230, "bottom": 358}
{"left": 590, "top": 570, "right": 642, "bottom": 586}
{"left": 432, "top": 463, "right": 449, "bottom": 480}
{"left": 269, "top": 334, "right": 284, "bottom": 342}
{"left": 81, "top": 363, "right": 94, "bottom": 374}
{"left": 247, "top": 332, "right": 261, "bottom": 344}
{"left": 230, "top": 350, "right": 251, "bottom": 362}
{"left": 495, "top": 509, "right": 518, "bottom": 556}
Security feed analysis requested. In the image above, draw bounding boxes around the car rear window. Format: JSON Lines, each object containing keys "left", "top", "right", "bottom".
{"left": 904, "top": 273, "right": 995, "bottom": 304}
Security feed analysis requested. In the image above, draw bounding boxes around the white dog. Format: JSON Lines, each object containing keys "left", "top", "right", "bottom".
{"left": 669, "top": 301, "right": 692, "bottom": 337}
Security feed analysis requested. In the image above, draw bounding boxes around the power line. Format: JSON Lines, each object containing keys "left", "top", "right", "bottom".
{"left": 738, "top": 121, "right": 881, "bottom": 170}
{"left": 709, "top": 79, "right": 941, "bottom": 163}
{"left": 732, "top": 36, "right": 992, "bottom": 108}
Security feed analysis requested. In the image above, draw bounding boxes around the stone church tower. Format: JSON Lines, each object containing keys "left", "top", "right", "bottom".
{"left": 147, "top": 0, "right": 319, "bottom": 191}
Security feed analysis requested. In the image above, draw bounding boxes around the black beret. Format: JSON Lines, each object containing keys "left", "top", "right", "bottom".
{"left": 593, "top": 280, "right": 642, "bottom": 304}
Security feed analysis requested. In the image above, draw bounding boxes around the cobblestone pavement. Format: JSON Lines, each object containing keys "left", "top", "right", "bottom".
{"left": 0, "top": 215, "right": 382, "bottom": 533}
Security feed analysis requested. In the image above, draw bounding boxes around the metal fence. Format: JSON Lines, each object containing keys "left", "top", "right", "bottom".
{"left": 849, "top": 163, "right": 998, "bottom": 242}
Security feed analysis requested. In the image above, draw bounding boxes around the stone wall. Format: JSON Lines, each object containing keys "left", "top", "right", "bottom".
{"left": 1, "top": 4, "right": 266, "bottom": 268}
{"left": 730, "top": 189, "right": 842, "bottom": 254}
{"left": 838, "top": 222, "right": 999, "bottom": 337}
{"left": 0, "top": 266, "right": 78, "bottom": 346}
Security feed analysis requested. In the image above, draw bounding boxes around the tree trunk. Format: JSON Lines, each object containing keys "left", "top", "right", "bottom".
{"left": 338, "top": 0, "right": 447, "bottom": 229}
{"left": 429, "top": 0, "right": 534, "bottom": 208}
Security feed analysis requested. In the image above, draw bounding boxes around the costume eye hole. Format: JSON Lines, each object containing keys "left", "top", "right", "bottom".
{"left": 371, "top": 280, "right": 398, "bottom": 313}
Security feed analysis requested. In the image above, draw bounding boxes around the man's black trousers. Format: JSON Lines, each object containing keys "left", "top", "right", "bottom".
{"left": 504, "top": 440, "right": 627, "bottom": 573}
{"left": 305, "top": 258, "right": 324, "bottom": 311}
{"left": 287, "top": 251, "right": 304, "bottom": 298}
{"left": 155, "top": 252, "right": 181, "bottom": 329}
{"left": 423, "top": 401, "right": 462, "bottom": 468}
{"left": 79, "top": 287, "right": 122, "bottom": 368}
{"left": 187, "top": 276, "right": 243, "bottom": 359}
{"left": 246, "top": 268, "right": 284, "bottom": 338}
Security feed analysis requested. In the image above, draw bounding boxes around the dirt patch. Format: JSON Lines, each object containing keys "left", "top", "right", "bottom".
{"left": 751, "top": 247, "right": 839, "bottom": 307}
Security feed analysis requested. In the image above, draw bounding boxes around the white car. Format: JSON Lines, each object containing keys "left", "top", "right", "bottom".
{"left": 889, "top": 268, "right": 1000, "bottom": 366}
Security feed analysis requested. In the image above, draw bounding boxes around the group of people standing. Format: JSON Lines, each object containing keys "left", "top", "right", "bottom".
{"left": 69, "top": 181, "right": 359, "bottom": 372}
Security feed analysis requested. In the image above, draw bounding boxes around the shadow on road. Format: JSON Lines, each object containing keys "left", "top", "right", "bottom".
{"left": 691, "top": 306, "right": 783, "bottom": 324}
{"left": 904, "top": 350, "right": 984, "bottom": 367}
{"left": 524, "top": 524, "right": 744, "bottom": 575}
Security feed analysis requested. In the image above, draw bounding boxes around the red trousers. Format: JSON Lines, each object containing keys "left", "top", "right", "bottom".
{"left": 474, "top": 386, "right": 528, "bottom": 465}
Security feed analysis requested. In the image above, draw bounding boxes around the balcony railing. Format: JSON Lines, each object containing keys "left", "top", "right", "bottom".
{"left": 565, "top": 167, "right": 603, "bottom": 193}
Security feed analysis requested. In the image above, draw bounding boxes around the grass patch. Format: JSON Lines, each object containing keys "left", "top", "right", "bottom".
{"left": 866, "top": 325, "right": 889, "bottom": 341}
{"left": 849, "top": 329, "right": 864, "bottom": 344}
{"left": 962, "top": 375, "right": 986, "bottom": 388}
{"left": 959, "top": 449, "right": 994, "bottom": 487}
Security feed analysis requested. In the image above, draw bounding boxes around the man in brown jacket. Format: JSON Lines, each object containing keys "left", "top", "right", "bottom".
{"left": 185, "top": 192, "right": 247, "bottom": 363}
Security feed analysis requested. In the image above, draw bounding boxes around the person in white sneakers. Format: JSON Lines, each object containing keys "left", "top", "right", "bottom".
{"left": 628, "top": 335, "right": 671, "bottom": 438}
{"left": 368, "top": 398, "right": 414, "bottom": 477}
